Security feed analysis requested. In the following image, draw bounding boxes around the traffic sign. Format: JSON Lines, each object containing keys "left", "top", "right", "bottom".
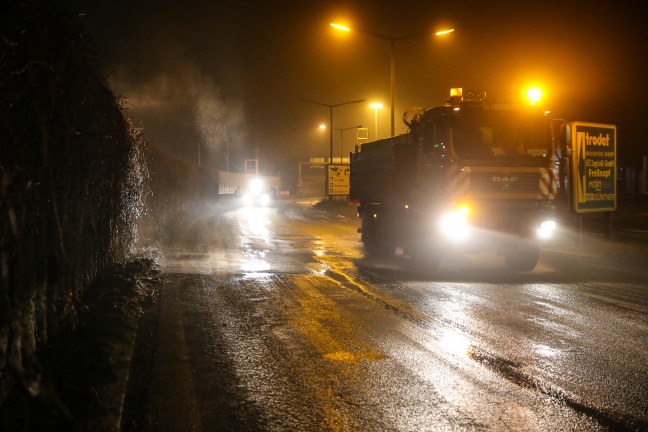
{"left": 326, "top": 164, "right": 350, "bottom": 196}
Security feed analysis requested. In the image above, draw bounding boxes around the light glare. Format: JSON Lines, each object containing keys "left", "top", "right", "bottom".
{"left": 435, "top": 28, "right": 455, "bottom": 36}
{"left": 526, "top": 88, "right": 542, "bottom": 105}
{"left": 536, "top": 220, "right": 557, "bottom": 238}
{"left": 330, "top": 23, "right": 350, "bottom": 32}
{"left": 440, "top": 211, "right": 469, "bottom": 240}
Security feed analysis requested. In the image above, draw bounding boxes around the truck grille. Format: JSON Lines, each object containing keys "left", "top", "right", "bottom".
{"left": 470, "top": 171, "right": 540, "bottom": 194}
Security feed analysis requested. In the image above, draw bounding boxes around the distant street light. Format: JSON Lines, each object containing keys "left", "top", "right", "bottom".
{"left": 299, "top": 98, "right": 366, "bottom": 163}
{"left": 330, "top": 23, "right": 454, "bottom": 136}
{"left": 370, "top": 103, "right": 383, "bottom": 141}
{"left": 333, "top": 125, "right": 362, "bottom": 160}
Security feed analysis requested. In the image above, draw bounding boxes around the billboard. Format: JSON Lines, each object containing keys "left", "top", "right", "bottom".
{"left": 570, "top": 122, "right": 616, "bottom": 213}
{"left": 327, "top": 164, "right": 351, "bottom": 196}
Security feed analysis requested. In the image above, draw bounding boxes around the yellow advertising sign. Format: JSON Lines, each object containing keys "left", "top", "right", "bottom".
{"left": 570, "top": 122, "right": 616, "bottom": 213}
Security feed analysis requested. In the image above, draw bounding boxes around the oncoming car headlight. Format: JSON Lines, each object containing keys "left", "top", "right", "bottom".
{"left": 249, "top": 177, "right": 264, "bottom": 194}
{"left": 243, "top": 191, "right": 271, "bottom": 206}
{"left": 536, "top": 220, "right": 556, "bottom": 239}
{"left": 258, "top": 192, "right": 271, "bottom": 206}
{"left": 440, "top": 205, "right": 471, "bottom": 240}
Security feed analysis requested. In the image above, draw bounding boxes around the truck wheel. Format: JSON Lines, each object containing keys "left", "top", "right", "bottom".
{"left": 504, "top": 243, "right": 540, "bottom": 272}
{"left": 362, "top": 214, "right": 396, "bottom": 257}
{"left": 375, "top": 241, "right": 397, "bottom": 258}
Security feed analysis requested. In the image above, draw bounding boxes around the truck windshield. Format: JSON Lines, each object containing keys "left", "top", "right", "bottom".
{"left": 451, "top": 108, "right": 552, "bottom": 166}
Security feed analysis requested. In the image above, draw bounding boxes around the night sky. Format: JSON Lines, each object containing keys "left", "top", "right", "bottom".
{"left": 55, "top": 0, "right": 648, "bottom": 174}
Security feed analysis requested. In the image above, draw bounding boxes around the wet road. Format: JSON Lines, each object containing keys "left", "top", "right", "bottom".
{"left": 123, "top": 199, "right": 648, "bottom": 431}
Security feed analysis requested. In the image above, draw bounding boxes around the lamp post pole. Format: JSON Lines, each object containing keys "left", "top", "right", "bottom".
{"left": 390, "top": 40, "right": 395, "bottom": 135}
{"left": 370, "top": 103, "right": 382, "bottom": 141}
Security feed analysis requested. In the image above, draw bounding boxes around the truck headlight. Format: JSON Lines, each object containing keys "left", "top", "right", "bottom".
{"left": 440, "top": 209, "right": 470, "bottom": 240}
{"left": 536, "top": 220, "right": 556, "bottom": 239}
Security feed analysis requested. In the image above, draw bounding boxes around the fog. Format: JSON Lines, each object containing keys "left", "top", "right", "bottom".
{"left": 57, "top": 0, "right": 648, "bottom": 173}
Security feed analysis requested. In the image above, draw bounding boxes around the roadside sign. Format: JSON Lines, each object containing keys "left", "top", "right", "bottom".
{"left": 570, "top": 122, "right": 616, "bottom": 213}
{"left": 327, "top": 164, "right": 350, "bottom": 195}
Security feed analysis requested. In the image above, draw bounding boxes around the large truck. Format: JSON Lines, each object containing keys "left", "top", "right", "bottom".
{"left": 350, "top": 88, "right": 559, "bottom": 272}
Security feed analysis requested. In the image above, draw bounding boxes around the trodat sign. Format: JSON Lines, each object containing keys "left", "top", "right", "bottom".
{"left": 570, "top": 122, "right": 617, "bottom": 213}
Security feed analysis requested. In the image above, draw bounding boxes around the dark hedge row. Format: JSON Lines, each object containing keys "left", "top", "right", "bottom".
{"left": 1, "top": 0, "right": 147, "bottom": 428}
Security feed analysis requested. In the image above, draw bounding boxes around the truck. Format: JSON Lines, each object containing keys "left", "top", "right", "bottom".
{"left": 350, "top": 88, "right": 559, "bottom": 272}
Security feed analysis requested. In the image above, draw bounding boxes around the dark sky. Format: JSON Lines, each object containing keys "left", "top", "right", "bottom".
{"left": 55, "top": 0, "right": 648, "bottom": 173}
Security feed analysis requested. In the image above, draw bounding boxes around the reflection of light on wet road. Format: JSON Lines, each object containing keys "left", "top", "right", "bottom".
{"left": 312, "top": 238, "right": 325, "bottom": 257}
{"left": 533, "top": 343, "right": 561, "bottom": 358}
{"left": 240, "top": 250, "right": 271, "bottom": 275}
{"left": 324, "top": 350, "right": 385, "bottom": 363}
{"left": 239, "top": 207, "right": 272, "bottom": 244}
{"left": 440, "top": 328, "right": 473, "bottom": 357}
{"left": 306, "top": 238, "right": 329, "bottom": 274}
{"left": 237, "top": 207, "right": 273, "bottom": 277}
{"left": 426, "top": 289, "right": 475, "bottom": 357}
{"left": 241, "top": 272, "right": 272, "bottom": 280}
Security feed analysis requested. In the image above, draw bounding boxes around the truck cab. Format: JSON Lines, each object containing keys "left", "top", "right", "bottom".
{"left": 350, "top": 89, "right": 558, "bottom": 272}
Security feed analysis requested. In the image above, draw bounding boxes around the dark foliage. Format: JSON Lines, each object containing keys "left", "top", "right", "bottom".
{"left": 1, "top": 0, "right": 148, "bottom": 429}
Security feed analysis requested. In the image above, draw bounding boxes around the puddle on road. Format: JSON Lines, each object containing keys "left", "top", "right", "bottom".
{"left": 323, "top": 350, "right": 387, "bottom": 363}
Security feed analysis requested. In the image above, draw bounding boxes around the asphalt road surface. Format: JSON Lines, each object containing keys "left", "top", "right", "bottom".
{"left": 121, "top": 199, "right": 648, "bottom": 431}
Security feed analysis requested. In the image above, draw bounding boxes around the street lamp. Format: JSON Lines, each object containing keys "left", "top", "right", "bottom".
{"left": 370, "top": 103, "right": 382, "bottom": 141}
{"left": 330, "top": 23, "right": 454, "bottom": 136}
{"left": 333, "top": 125, "right": 362, "bottom": 161}
{"left": 299, "top": 98, "right": 366, "bottom": 163}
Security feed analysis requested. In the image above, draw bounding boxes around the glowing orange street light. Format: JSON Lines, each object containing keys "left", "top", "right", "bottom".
{"left": 435, "top": 28, "right": 455, "bottom": 36}
{"left": 330, "top": 23, "right": 350, "bottom": 32}
{"left": 526, "top": 88, "right": 543, "bottom": 105}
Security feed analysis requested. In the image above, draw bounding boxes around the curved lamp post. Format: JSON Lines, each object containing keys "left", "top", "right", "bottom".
{"left": 333, "top": 125, "right": 363, "bottom": 160}
{"left": 299, "top": 98, "right": 366, "bottom": 162}
{"left": 331, "top": 23, "right": 454, "bottom": 136}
